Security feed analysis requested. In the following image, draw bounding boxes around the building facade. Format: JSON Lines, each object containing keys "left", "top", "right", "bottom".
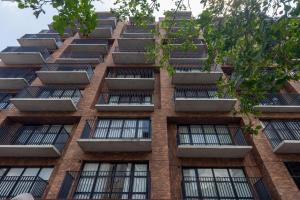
{"left": 0, "top": 11, "right": 299, "bottom": 200}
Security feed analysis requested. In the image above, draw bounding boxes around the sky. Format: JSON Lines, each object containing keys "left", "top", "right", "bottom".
{"left": 0, "top": 0, "right": 203, "bottom": 50}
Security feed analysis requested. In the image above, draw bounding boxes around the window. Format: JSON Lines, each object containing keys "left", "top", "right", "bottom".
{"left": 285, "top": 162, "right": 300, "bottom": 189}
{"left": 94, "top": 119, "right": 150, "bottom": 139}
{"left": 73, "top": 162, "right": 149, "bottom": 199}
{"left": 178, "top": 125, "right": 233, "bottom": 145}
{"left": 0, "top": 167, "right": 53, "bottom": 198}
{"left": 182, "top": 168, "right": 253, "bottom": 199}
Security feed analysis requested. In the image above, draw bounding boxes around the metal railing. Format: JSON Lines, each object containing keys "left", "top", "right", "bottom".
{"left": 41, "top": 64, "right": 94, "bottom": 79}
{"left": 263, "top": 120, "right": 300, "bottom": 149}
{"left": 259, "top": 93, "right": 300, "bottom": 106}
{"left": 0, "top": 176, "right": 48, "bottom": 199}
{"left": 175, "top": 86, "right": 234, "bottom": 99}
{"left": 106, "top": 68, "right": 154, "bottom": 78}
{"left": 1, "top": 46, "right": 50, "bottom": 59}
{"left": 80, "top": 119, "right": 151, "bottom": 139}
{"left": 57, "top": 170, "right": 150, "bottom": 200}
{"left": 182, "top": 176, "right": 271, "bottom": 200}
{"left": 0, "top": 93, "right": 14, "bottom": 109}
{"left": 14, "top": 86, "right": 82, "bottom": 105}
{"left": 123, "top": 24, "right": 156, "bottom": 34}
{"left": 71, "top": 39, "right": 108, "bottom": 45}
{"left": 21, "top": 33, "right": 61, "bottom": 42}
{"left": 173, "top": 64, "right": 222, "bottom": 72}
{"left": 98, "top": 90, "right": 153, "bottom": 105}
{"left": 0, "top": 68, "right": 37, "bottom": 83}
{"left": 0, "top": 124, "right": 70, "bottom": 152}
{"left": 177, "top": 126, "right": 248, "bottom": 146}
{"left": 60, "top": 50, "right": 103, "bottom": 59}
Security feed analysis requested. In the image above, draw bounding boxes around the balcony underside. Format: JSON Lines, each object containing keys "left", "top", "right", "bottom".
{"left": 55, "top": 57, "right": 103, "bottom": 64}
{"left": 254, "top": 105, "right": 300, "bottom": 113}
{"left": 0, "top": 78, "right": 29, "bottom": 90}
{"left": 10, "top": 98, "right": 77, "bottom": 112}
{"left": 0, "top": 145, "right": 61, "bottom": 157}
{"left": 90, "top": 28, "right": 112, "bottom": 38}
{"left": 118, "top": 38, "right": 155, "bottom": 51}
{"left": 68, "top": 44, "right": 108, "bottom": 54}
{"left": 105, "top": 78, "right": 155, "bottom": 90}
{"left": 37, "top": 71, "right": 90, "bottom": 85}
{"left": 112, "top": 52, "right": 155, "bottom": 64}
{"left": 77, "top": 139, "right": 152, "bottom": 152}
{"left": 177, "top": 145, "right": 252, "bottom": 158}
{"left": 175, "top": 98, "right": 237, "bottom": 112}
{"left": 122, "top": 33, "right": 153, "bottom": 38}
{"left": 273, "top": 140, "right": 300, "bottom": 154}
{"left": 172, "top": 72, "right": 223, "bottom": 84}
{"left": 18, "top": 38, "right": 60, "bottom": 50}
{"left": 0, "top": 53, "right": 46, "bottom": 64}
{"left": 95, "top": 104, "right": 154, "bottom": 111}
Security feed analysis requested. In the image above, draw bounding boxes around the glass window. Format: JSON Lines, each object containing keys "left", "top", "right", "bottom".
{"left": 285, "top": 162, "right": 300, "bottom": 190}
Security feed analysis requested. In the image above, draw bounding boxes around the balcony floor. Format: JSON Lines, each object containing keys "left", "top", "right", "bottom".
{"left": 0, "top": 145, "right": 61, "bottom": 157}
{"left": 273, "top": 140, "right": 300, "bottom": 154}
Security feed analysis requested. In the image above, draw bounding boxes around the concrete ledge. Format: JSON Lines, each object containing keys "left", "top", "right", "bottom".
{"left": 68, "top": 44, "right": 108, "bottom": 54}
{"left": 0, "top": 52, "right": 46, "bottom": 64}
{"left": 95, "top": 104, "right": 154, "bottom": 112}
{"left": 0, "top": 78, "right": 29, "bottom": 90}
{"left": 105, "top": 78, "right": 155, "bottom": 90}
{"left": 112, "top": 51, "right": 154, "bottom": 64}
{"left": 172, "top": 71, "right": 223, "bottom": 85}
{"left": 11, "top": 98, "right": 78, "bottom": 112}
{"left": 254, "top": 105, "right": 300, "bottom": 113}
{"left": 90, "top": 28, "right": 112, "bottom": 38}
{"left": 169, "top": 57, "right": 208, "bottom": 64}
{"left": 0, "top": 145, "right": 61, "bottom": 157}
{"left": 55, "top": 57, "right": 103, "bottom": 64}
{"left": 77, "top": 138, "right": 151, "bottom": 152}
{"left": 175, "top": 98, "right": 237, "bottom": 112}
{"left": 273, "top": 140, "right": 300, "bottom": 153}
{"left": 37, "top": 71, "right": 90, "bottom": 85}
{"left": 118, "top": 38, "right": 155, "bottom": 51}
{"left": 18, "top": 38, "right": 60, "bottom": 50}
{"left": 177, "top": 145, "right": 252, "bottom": 158}
{"left": 122, "top": 33, "right": 153, "bottom": 38}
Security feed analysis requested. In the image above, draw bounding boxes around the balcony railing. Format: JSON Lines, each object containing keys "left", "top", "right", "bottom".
{"left": 41, "top": 64, "right": 94, "bottom": 79}
{"left": 182, "top": 176, "right": 271, "bottom": 200}
{"left": 175, "top": 86, "right": 233, "bottom": 99}
{"left": 1, "top": 46, "right": 50, "bottom": 60}
{"left": 0, "top": 176, "right": 48, "bottom": 199}
{"left": 0, "top": 93, "right": 13, "bottom": 109}
{"left": 0, "top": 68, "right": 37, "bottom": 83}
{"left": 20, "top": 33, "right": 61, "bottom": 42}
{"left": 98, "top": 90, "right": 153, "bottom": 105}
{"left": 106, "top": 68, "right": 154, "bottom": 78}
{"left": 58, "top": 170, "right": 150, "bottom": 200}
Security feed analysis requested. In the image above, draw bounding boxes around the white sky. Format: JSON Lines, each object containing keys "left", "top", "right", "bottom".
{"left": 0, "top": 0, "right": 203, "bottom": 50}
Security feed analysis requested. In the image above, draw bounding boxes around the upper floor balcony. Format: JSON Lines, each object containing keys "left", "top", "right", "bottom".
{"left": 105, "top": 67, "right": 155, "bottom": 90}
{"left": 77, "top": 118, "right": 151, "bottom": 152}
{"left": 122, "top": 24, "right": 156, "bottom": 38}
{"left": 90, "top": 25, "right": 114, "bottom": 38}
{"left": 58, "top": 162, "right": 150, "bottom": 200}
{"left": 11, "top": 86, "right": 82, "bottom": 112}
{"left": 182, "top": 168, "right": 272, "bottom": 200}
{"left": 0, "top": 68, "right": 37, "bottom": 90}
{"left": 95, "top": 90, "right": 154, "bottom": 112}
{"left": 112, "top": 47, "right": 155, "bottom": 64}
{"left": 254, "top": 93, "right": 300, "bottom": 113}
{"left": 169, "top": 47, "right": 208, "bottom": 64}
{"left": 56, "top": 46, "right": 103, "bottom": 64}
{"left": 263, "top": 120, "right": 300, "bottom": 153}
{"left": 17, "top": 33, "right": 62, "bottom": 50}
{"left": 0, "top": 46, "right": 50, "bottom": 64}
{"left": 174, "top": 86, "right": 237, "bottom": 112}
{"left": 177, "top": 125, "right": 252, "bottom": 158}
{"left": 172, "top": 64, "right": 223, "bottom": 85}
{"left": 37, "top": 64, "right": 93, "bottom": 85}
{"left": 96, "top": 12, "right": 117, "bottom": 29}
{"left": 0, "top": 93, "right": 14, "bottom": 110}
{"left": 0, "top": 167, "right": 53, "bottom": 199}
{"left": 39, "top": 29, "right": 73, "bottom": 38}
{"left": 0, "top": 123, "right": 70, "bottom": 157}
{"left": 69, "top": 39, "right": 109, "bottom": 54}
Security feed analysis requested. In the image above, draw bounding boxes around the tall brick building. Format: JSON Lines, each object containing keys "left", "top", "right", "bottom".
{"left": 0, "top": 11, "right": 299, "bottom": 200}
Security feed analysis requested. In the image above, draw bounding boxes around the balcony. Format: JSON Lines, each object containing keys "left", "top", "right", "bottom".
{"left": 105, "top": 68, "right": 155, "bottom": 90}
{"left": 174, "top": 86, "right": 237, "bottom": 112}
{"left": 169, "top": 47, "right": 208, "bottom": 64}
{"left": 0, "top": 46, "right": 50, "bottom": 64}
{"left": 58, "top": 163, "right": 150, "bottom": 200}
{"left": 95, "top": 90, "right": 154, "bottom": 111}
{"left": 39, "top": 29, "right": 73, "bottom": 38}
{"left": 172, "top": 64, "right": 223, "bottom": 85}
{"left": 18, "top": 33, "right": 62, "bottom": 50}
{"left": 10, "top": 86, "right": 82, "bottom": 112}
{"left": 112, "top": 47, "right": 155, "bottom": 64}
{"left": 0, "top": 93, "right": 14, "bottom": 110}
{"left": 0, "top": 124, "right": 70, "bottom": 157}
{"left": 122, "top": 24, "right": 156, "bottom": 38}
{"left": 177, "top": 125, "right": 252, "bottom": 158}
{"left": 254, "top": 93, "right": 300, "bottom": 112}
{"left": 56, "top": 46, "right": 103, "bottom": 64}
{"left": 69, "top": 39, "right": 109, "bottom": 54}
{"left": 118, "top": 38, "right": 155, "bottom": 52}
{"left": 0, "top": 68, "right": 37, "bottom": 90}
{"left": 96, "top": 12, "right": 117, "bottom": 29}
{"left": 37, "top": 64, "right": 93, "bottom": 85}
{"left": 77, "top": 119, "right": 151, "bottom": 152}
{"left": 263, "top": 120, "right": 300, "bottom": 153}
{"left": 90, "top": 25, "right": 113, "bottom": 38}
